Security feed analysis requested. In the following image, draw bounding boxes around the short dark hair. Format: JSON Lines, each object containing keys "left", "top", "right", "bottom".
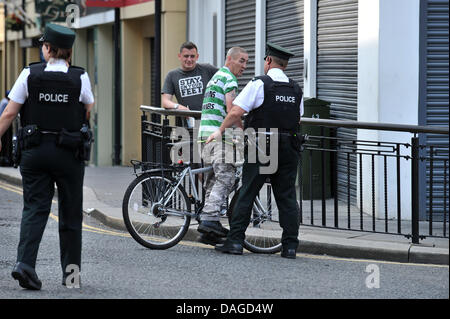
{"left": 180, "top": 41, "right": 198, "bottom": 53}
{"left": 270, "top": 55, "right": 288, "bottom": 68}
{"left": 45, "top": 42, "right": 72, "bottom": 61}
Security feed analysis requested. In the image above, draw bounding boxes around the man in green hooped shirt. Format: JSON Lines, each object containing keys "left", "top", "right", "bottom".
{"left": 197, "top": 47, "right": 248, "bottom": 245}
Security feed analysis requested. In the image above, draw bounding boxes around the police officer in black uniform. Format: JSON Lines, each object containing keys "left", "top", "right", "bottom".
{"left": 0, "top": 24, "right": 94, "bottom": 289}
{"left": 206, "top": 43, "right": 304, "bottom": 258}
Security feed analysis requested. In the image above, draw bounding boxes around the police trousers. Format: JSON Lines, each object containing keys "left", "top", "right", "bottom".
{"left": 227, "top": 137, "right": 300, "bottom": 249}
{"left": 17, "top": 134, "right": 84, "bottom": 275}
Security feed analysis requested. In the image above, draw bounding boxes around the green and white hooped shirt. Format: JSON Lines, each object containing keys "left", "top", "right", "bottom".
{"left": 198, "top": 66, "right": 238, "bottom": 140}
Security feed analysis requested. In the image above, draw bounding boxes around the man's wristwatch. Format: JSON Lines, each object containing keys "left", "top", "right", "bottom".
{"left": 173, "top": 104, "right": 179, "bottom": 109}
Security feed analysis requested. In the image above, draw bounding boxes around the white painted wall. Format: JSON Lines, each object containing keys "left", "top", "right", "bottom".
{"left": 357, "top": 0, "right": 421, "bottom": 220}
{"left": 188, "top": 0, "right": 224, "bottom": 67}
{"left": 255, "top": 0, "right": 266, "bottom": 76}
{"left": 303, "top": 0, "right": 317, "bottom": 98}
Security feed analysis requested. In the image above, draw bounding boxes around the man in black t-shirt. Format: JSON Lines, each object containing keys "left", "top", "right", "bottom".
{"left": 162, "top": 42, "right": 220, "bottom": 245}
{"left": 162, "top": 42, "right": 218, "bottom": 111}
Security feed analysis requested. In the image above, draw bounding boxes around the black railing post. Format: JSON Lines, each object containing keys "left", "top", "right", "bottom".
{"left": 396, "top": 143, "right": 402, "bottom": 233}
{"left": 429, "top": 146, "right": 434, "bottom": 235}
{"left": 321, "top": 128, "right": 326, "bottom": 226}
{"left": 141, "top": 111, "right": 148, "bottom": 162}
{"left": 333, "top": 131, "right": 338, "bottom": 228}
{"left": 162, "top": 116, "right": 171, "bottom": 165}
{"left": 153, "top": 0, "right": 161, "bottom": 125}
{"left": 411, "top": 135, "right": 420, "bottom": 244}
{"left": 309, "top": 149, "right": 314, "bottom": 224}
{"left": 444, "top": 159, "right": 448, "bottom": 237}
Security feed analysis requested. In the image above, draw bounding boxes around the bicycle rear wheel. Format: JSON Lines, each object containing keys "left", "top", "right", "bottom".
{"left": 228, "top": 184, "right": 283, "bottom": 254}
{"left": 122, "top": 172, "right": 191, "bottom": 249}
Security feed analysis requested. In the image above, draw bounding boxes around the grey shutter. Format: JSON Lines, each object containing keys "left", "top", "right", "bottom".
{"left": 424, "top": 0, "right": 449, "bottom": 221}
{"left": 266, "top": 0, "right": 304, "bottom": 87}
{"left": 316, "top": 0, "right": 358, "bottom": 204}
{"left": 225, "top": 0, "right": 256, "bottom": 91}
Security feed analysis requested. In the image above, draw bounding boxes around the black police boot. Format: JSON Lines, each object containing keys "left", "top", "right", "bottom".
{"left": 198, "top": 233, "right": 226, "bottom": 246}
{"left": 215, "top": 241, "right": 243, "bottom": 255}
{"left": 11, "top": 262, "right": 42, "bottom": 290}
{"left": 281, "top": 247, "right": 297, "bottom": 259}
{"left": 197, "top": 220, "right": 229, "bottom": 237}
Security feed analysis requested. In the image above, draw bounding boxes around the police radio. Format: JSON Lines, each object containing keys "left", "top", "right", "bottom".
{"left": 80, "top": 124, "right": 93, "bottom": 161}
{"left": 12, "top": 135, "right": 20, "bottom": 168}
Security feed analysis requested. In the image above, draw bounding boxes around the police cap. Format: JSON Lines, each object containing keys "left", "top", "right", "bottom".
{"left": 265, "top": 42, "right": 294, "bottom": 61}
{"left": 39, "top": 24, "right": 75, "bottom": 49}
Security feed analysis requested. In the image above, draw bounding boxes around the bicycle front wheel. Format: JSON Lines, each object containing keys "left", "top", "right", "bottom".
{"left": 122, "top": 172, "right": 191, "bottom": 249}
{"left": 228, "top": 185, "right": 283, "bottom": 254}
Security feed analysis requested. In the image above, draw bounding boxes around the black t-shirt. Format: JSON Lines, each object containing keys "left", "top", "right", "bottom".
{"left": 162, "top": 63, "right": 218, "bottom": 111}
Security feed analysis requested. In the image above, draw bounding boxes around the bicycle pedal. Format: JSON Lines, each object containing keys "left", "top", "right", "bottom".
{"left": 187, "top": 195, "right": 196, "bottom": 204}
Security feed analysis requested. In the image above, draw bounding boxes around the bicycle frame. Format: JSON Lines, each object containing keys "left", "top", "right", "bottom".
{"left": 158, "top": 164, "right": 274, "bottom": 223}
{"left": 156, "top": 165, "right": 213, "bottom": 218}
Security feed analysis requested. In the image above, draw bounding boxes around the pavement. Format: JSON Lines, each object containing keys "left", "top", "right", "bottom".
{"left": 0, "top": 165, "right": 448, "bottom": 265}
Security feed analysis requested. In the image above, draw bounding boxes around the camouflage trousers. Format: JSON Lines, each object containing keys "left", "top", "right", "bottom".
{"left": 200, "top": 141, "right": 236, "bottom": 221}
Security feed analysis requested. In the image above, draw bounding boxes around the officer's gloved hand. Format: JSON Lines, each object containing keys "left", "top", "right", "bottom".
{"left": 232, "top": 135, "right": 244, "bottom": 146}
{"left": 231, "top": 134, "right": 245, "bottom": 166}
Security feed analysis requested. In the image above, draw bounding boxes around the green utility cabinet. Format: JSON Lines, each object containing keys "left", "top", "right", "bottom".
{"left": 299, "top": 98, "right": 332, "bottom": 200}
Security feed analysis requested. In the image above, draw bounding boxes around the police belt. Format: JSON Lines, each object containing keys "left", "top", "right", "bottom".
{"left": 40, "top": 130, "right": 59, "bottom": 135}
{"left": 19, "top": 125, "right": 91, "bottom": 150}
{"left": 246, "top": 131, "right": 294, "bottom": 143}
{"left": 251, "top": 131, "right": 293, "bottom": 137}
{"left": 245, "top": 130, "right": 304, "bottom": 153}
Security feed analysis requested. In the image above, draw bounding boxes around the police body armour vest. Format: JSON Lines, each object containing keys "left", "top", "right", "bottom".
{"left": 21, "top": 62, "right": 85, "bottom": 131}
{"left": 244, "top": 75, "right": 302, "bottom": 133}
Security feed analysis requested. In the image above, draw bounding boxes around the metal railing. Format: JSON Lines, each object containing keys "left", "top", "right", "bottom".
{"left": 140, "top": 105, "right": 449, "bottom": 243}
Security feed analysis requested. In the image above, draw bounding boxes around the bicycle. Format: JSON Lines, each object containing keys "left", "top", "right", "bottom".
{"left": 122, "top": 159, "right": 286, "bottom": 253}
